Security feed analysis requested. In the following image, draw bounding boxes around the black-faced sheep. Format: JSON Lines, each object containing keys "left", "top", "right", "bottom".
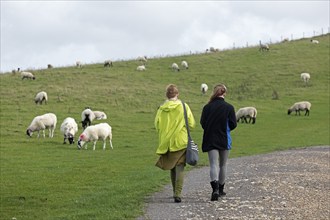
{"left": 236, "top": 107, "right": 257, "bottom": 124}
{"left": 47, "top": 64, "right": 53, "bottom": 69}
{"left": 34, "top": 91, "right": 48, "bottom": 105}
{"left": 201, "top": 83, "right": 208, "bottom": 95}
{"left": 311, "top": 39, "right": 319, "bottom": 44}
{"left": 77, "top": 123, "right": 113, "bottom": 150}
{"left": 259, "top": 43, "right": 270, "bottom": 51}
{"left": 137, "top": 56, "right": 147, "bottom": 64}
{"left": 172, "top": 63, "right": 180, "bottom": 72}
{"left": 21, "top": 71, "right": 35, "bottom": 80}
{"left": 60, "top": 117, "right": 78, "bottom": 144}
{"left": 288, "top": 101, "right": 311, "bottom": 116}
{"left": 76, "top": 61, "right": 82, "bottom": 68}
{"left": 26, "top": 113, "right": 57, "bottom": 138}
{"left": 181, "top": 61, "right": 189, "bottom": 69}
{"left": 81, "top": 108, "right": 96, "bottom": 129}
{"left": 104, "top": 60, "right": 113, "bottom": 67}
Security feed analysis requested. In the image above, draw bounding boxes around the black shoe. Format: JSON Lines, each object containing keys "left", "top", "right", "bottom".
{"left": 174, "top": 197, "right": 181, "bottom": 203}
{"left": 219, "top": 183, "right": 226, "bottom": 197}
{"left": 210, "top": 180, "right": 219, "bottom": 201}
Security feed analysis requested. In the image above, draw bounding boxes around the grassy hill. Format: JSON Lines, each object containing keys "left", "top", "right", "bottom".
{"left": 0, "top": 34, "right": 329, "bottom": 219}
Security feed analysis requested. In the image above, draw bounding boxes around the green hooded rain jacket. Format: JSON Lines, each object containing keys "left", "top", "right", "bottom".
{"left": 154, "top": 99, "right": 196, "bottom": 155}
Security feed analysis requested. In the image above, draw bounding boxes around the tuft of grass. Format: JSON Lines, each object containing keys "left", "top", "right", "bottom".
{"left": 1, "top": 34, "right": 329, "bottom": 219}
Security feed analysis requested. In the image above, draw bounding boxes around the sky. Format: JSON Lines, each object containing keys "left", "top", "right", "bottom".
{"left": 1, "top": 1, "right": 329, "bottom": 73}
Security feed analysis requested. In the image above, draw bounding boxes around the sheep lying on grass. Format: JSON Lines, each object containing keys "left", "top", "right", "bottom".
{"left": 81, "top": 108, "right": 95, "bottom": 129}
{"left": 77, "top": 123, "right": 113, "bottom": 150}
{"left": 93, "top": 111, "right": 107, "bottom": 120}
{"left": 236, "top": 107, "right": 257, "bottom": 124}
{"left": 136, "top": 65, "right": 146, "bottom": 71}
{"left": 26, "top": 113, "right": 57, "bottom": 138}
{"left": 300, "top": 72, "right": 310, "bottom": 84}
{"left": 201, "top": 83, "right": 208, "bottom": 95}
{"left": 21, "top": 71, "right": 35, "bottom": 80}
{"left": 34, "top": 91, "right": 48, "bottom": 104}
{"left": 60, "top": 117, "right": 78, "bottom": 144}
{"left": 288, "top": 101, "right": 311, "bottom": 116}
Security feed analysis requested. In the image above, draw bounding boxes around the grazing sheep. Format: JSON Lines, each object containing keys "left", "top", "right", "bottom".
{"left": 77, "top": 123, "right": 113, "bottom": 150}
{"left": 60, "top": 117, "right": 78, "bottom": 144}
{"left": 311, "top": 39, "right": 319, "bottom": 44}
{"left": 81, "top": 108, "right": 96, "bottom": 129}
{"left": 34, "top": 91, "right": 48, "bottom": 105}
{"left": 93, "top": 111, "right": 107, "bottom": 120}
{"left": 236, "top": 107, "right": 257, "bottom": 124}
{"left": 259, "top": 43, "right": 270, "bottom": 51}
{"left": 104, "top": 60, "right": 113, "bottom": 67}
{"left": 288, "top": 101, "right": 311, "bottom": 116}
{"left": 26, "top": 113, "right": 57, "bottom": 138}
{"left": 21, "top": 71, "right": 35, "bottom": 80}
{"left": 136, "top": 65, "right": 146, "bottom": 71}
{"left": 171, "top": 63, "right": 180, "bottom": 72}
{"left": 181, "top": 61, "right": 189, "bottom": 69}
{"left": 47, "top": 64, "right": 53, "bottom": 69}
{"left": 201, "top": 83, "right": 208, "bottom": 95}
{"left": 76, "top": 61, "right": 82, "bottom": 68}
{"left": 137, "top": 56, "right": 147, "bottom": 64}
{"left": 300, "top": 72, "right": 311, "bottom": 84}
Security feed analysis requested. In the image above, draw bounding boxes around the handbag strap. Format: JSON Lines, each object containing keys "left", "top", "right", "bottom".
{"left": 181, "top": 101, "right": 192, "bottom": 140}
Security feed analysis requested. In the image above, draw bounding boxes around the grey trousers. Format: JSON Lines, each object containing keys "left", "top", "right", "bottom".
{"left": 208, "top": 149, "right": 229, "bottom": 184}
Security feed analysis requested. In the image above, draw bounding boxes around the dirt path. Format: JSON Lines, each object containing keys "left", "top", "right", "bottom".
{"left": 137, "top": 146, "right": 329, "bottom": 220}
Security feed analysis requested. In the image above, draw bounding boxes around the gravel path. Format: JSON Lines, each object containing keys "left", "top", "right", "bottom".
{"left": 137, "top": 146, "right": 329, "bottom": 220}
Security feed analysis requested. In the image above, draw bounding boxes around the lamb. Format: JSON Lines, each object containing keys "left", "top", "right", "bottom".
{"left": 201, "top": 83, "right": 208, "bottom": 95}
{"left": 77, "top": 123, "right": 113, "bottom": 150}
{"left": 60, "top": 117, "right": 78, "bottom": 144}
{"left": 236, "top": 107, "right": 257, "bottom": 124}
{"left": 104, "top": 60, "right": 113, "bottom": 67}
{"left": 300, "top": 72, "right": 311, "bottom": 84}
{"left": 34, "top": 91, "right": 48, "bottom": 105}
{"left": 172, "top": 63, "right": 180, "bottom": 72}
{"left": 136, "top": 65, "right": 146, "bottom": 71}
{"left": 311, "top": 39, "right": 319, "bottom": 44}
{"left": 288, "top": 101, "right": 311, "bottom": 116}
{"left": 93, "top": 111, "right": 107, "bottom": 120}
{"left": 81, "top": 108, "right": 96, "bottom": 129}
{"left": 26, "top": 113, "right": 57, "bottom": 138}
{"left": 181, "top": 61, "right": 189, "bottom": 69}
{"left": 21, "top": 71, "right": 35, "bottom": 80}
{"left": 259, "top": 43, "right": 270, "bottom": 51}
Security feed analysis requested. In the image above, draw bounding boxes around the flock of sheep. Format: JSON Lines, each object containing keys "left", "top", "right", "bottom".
{"left": 22, "top": 38, "right": 318, "bottom": 148}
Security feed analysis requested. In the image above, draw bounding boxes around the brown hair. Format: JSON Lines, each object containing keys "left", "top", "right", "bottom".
{"left": 166, "top": 84, "right": 179, "bottom": 99}
{"left": 209, "top": 84, "right": 227, "bottom": 103}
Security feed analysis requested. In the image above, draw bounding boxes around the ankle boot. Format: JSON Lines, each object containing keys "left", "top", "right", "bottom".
{"left": 219, "top": 183, "right": 226, "bottom": 196}
{"left": 210, "top": 180, "right": 219, "bottom": 201}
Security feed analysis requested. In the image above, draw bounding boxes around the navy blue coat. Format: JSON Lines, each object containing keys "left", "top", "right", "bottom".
{"left": 200, "top": 97, "right": 237, "bottom": 152}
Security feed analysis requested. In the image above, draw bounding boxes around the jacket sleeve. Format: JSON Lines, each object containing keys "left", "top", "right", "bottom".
{"left": 228, "top": 105, "right": 237, "bottom": 131}
{"left": 154, "top": 109, "right": 161, "bottom": 132}
{"left": 200, "top": 105, "right": 207, "bottom": 129}
{"left": 186, "top": 104, "right": 196, "bottom": 130}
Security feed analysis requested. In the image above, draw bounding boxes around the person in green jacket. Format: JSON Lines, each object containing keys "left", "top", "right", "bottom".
{"left": 154, "top": 84, "right": 196, "bottom": 203}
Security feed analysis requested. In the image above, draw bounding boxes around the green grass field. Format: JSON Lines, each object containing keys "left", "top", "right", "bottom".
{"left": 1, "top": 34, "right": 329, "bottom": 219}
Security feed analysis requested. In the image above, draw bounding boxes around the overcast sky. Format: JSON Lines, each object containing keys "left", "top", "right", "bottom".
{"left": 1, "top": 1, "right": 329, "bottom": 73}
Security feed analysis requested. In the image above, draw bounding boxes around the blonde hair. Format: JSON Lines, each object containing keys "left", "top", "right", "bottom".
{"left": 166, "top": 84, "right": 179, "bottom": 99}
{"left": 209, "top": 84, "right": 227, "bottom": 103}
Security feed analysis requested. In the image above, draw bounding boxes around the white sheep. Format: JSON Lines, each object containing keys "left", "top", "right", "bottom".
{"left": 137, "top": 56, "right": 147, "bottom": 64}
{"left": 201, "top": 83, "right": 208, "bottom": 95}
{"left": 81, "top": 108, "right": 96, "bottom": 129}
{"left": 26, "top": 113, "right": 57, "bottom": 138}
{"left": 181, "top": 61, "right": 189, "bottom": 69}
{"left": 311, "top": 39, "right": 319, "bottom": 44}
{"left": 60, "top": 117, "right": 78, "bottom": 144}
{"left": 34, "top": 91, "right": 48, "bottom": 105}
{"left": 136, "top": 65, "right": 146, "bottom": 71}
{"left": 93, "top": 111, "right": 107, "bottom": 120}
{"left": 104, "top": 60, "right": 113, "bottom": 67}
{"left": 77, "top": 123, "right": 113, "bottom": 150}
{"left": 21, "top": 71, "right": 35, "bottom": 80}
{"left": 300, "top": 72, "right": 311, "bottom": 84}
{"left": 172, "top": 63, "right": 180, "bottom": 72}
{"left": 259, "top": 43, "right": 270, "bottom": 51}
{"left": 76, "top": 61, "right": 82, "bottom": 68}
{"left": 236, "top": 107, "right": 257, "bottom": 124}
{"left": 288, "top": 101, "right": 311, "bottom": 116}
